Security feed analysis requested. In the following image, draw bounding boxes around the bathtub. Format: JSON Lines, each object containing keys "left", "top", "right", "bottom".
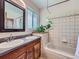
{"left": 44, "top": 42, "right": 75, "bottom": 59}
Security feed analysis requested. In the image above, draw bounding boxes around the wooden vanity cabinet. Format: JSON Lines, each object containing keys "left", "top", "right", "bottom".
{"left": 34, "top": 43, "right": 41, "bottom": 59}
{"left": 16, "top": 53, "right": 26, "bottom": 59}
{"left": 27, "top": 47, "right": 34, "bottom": 59}
{"left": 0, "top": 39, "right": 41, "bottom": 59}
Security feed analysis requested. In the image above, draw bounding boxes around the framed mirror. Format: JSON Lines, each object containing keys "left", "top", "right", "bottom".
{"left": 0, "top": 0, "right": 25, "bottom": 32}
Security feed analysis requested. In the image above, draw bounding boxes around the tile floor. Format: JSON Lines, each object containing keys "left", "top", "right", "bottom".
{"left": 39, "top": 57, "right": 45, "bottom": 59}
{"left": 39, "top": 57, "right": 44, "bottom": 59}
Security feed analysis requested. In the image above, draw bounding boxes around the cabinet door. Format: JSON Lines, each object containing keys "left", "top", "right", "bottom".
{"left": 27, "top": 47, "right": 34, "bottom": 59}
{"left": 34, "top": 43, "right": 41, "bottom": 59}
{"left": 16, "top": 53, "right": 26, "bottom": 59}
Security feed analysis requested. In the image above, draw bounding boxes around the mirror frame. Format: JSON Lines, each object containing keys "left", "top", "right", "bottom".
{"left": 0, "top": 0, "right": 25, "bottom": 32}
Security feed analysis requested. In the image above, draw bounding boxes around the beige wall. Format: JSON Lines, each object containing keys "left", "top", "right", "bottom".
{"left": 40, "top": 0, "right": 79, "bottom": 49}
{"left": 0, "top": 0, "right": 40, "bottom": 38}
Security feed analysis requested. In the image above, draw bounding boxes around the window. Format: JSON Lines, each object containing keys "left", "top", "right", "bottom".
{"left": 33, "top": 14, "right": 38, "bottom": 29}
{"left": 27, "top": 8, "right": 39, "bottom": 30}
{"left": 27, "top": 9, "right": 33, "bottom": 29}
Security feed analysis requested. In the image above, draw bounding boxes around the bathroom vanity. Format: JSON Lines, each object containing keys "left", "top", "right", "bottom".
{"left": 0, "top": 0, "right": 41, "bottom": 59}
{"left": 0, "top": 36, "right": 41, "bottom": 59}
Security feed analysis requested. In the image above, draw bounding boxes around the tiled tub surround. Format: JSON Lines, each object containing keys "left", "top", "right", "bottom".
{"left": 41, "top": 14, "right": 79, "bottom": 59}
{"left": 49, "top": 14, "right": 79, "bottom": 50}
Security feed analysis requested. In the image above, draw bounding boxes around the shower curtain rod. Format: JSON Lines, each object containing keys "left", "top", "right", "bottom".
{"left": 52, "top": 14, "right": 79, "bottom": 19}
{"left": 48, "top": 0, "right": 70, "bottom": 8}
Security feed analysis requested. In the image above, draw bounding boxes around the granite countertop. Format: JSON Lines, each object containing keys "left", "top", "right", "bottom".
{"left": 0, "top": 36, "right": 40, "bottom": 56}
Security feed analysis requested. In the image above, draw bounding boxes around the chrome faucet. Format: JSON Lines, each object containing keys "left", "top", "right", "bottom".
{"left": 7, "top": 34, "right": 14, "bottom": 42}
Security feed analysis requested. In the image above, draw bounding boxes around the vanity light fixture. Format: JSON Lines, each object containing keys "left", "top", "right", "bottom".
{"left": 19, "top": 0, "right": 26, "bottom": 8}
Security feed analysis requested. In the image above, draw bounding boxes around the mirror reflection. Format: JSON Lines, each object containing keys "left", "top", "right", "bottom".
{"left": 5, "top": 1, "right": 24, "bottom": 29}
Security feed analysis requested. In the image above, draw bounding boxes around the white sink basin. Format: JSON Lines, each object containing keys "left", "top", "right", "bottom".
{"left": 25, "top": 36, "right": 39, "bottom": 40}
{"left": 0, "top": 39, "right": 24, "bottom": 49}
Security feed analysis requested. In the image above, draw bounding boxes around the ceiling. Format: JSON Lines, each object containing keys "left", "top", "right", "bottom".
{"left": 30, "top": 0, "right": 67, "bottom": 9}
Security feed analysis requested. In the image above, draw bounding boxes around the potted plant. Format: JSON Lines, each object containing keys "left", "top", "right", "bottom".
{"left": 35, "top": 19, "right": 52, "bottom": 33}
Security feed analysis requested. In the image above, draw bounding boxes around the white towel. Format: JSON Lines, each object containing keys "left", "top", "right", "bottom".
{"left": 75, "top": 36, "right": 79, "bottom": 59}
